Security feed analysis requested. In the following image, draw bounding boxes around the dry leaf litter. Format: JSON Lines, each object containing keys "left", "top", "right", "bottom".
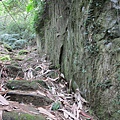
{"left": 0, "top": 46, "right": 96, "bottom": 120}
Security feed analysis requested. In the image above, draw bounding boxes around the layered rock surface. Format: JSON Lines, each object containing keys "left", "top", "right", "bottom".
{"left": 36, "top": 0, "right": 120, "bottom": 119}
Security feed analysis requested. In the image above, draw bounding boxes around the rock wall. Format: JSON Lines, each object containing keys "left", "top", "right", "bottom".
{"left": 37, "top": 0, "right": 120, "bottom": 119}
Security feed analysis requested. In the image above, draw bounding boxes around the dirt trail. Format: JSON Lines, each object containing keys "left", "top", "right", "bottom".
{"left": 0, "top": 44, "right": 98, "bottom": 120}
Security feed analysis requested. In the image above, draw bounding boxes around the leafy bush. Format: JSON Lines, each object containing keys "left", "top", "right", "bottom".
{"left": 0, "top": 55, "right": 11, "bottom": 61}
{"left": 12, "top": 39, "right": 27, "bottom": 49}
{"left": 6, "top": 22, "right": 21, "bottom": 34}
{"left": 0, "top": 0, "right": 35, "bottom": 42}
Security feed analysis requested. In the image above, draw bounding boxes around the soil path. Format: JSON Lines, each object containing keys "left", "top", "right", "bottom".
{"left": 0, "top": 44, "right": 98, "bottom": 120}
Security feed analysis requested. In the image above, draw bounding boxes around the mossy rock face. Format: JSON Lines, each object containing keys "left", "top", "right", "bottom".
{"left": 38, "top": 0, "right": 120, "bottom": 119}
{"left": 3, "top": 111, "right": 46, "bottom": 120}
{"left": 6, "top": 80, "right": 39, "bottom": 90}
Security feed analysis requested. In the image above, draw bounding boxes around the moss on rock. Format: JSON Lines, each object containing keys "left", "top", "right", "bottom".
{"left": 3, "top": 111, "right": 46, "bottom": 120}
{"left": 6, "top": 80, "right": 39, "bottom": 90}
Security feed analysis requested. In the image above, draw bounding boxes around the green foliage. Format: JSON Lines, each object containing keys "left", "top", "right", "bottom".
{"left": 12, "top": 39, "right": 27, "bottom": 49}
{"left": 3, "top": 0, "right": 28, "bottom": 13}
{"left": 26, "top": 0, "right": 34, "bottom": 12}
{"left": 0, "top": 33, "right": 28, "bottom": 49}
{"left": 4, "top": 16, "right": 35, "bottom": 35}
{"left": 0, "top": 55, "right": 11, "bottom": 61}
{"left": 18, "top": 50, "right": 29, "bottom": 55}
{"left": 0, "top": 2, "right": 5, "bottom": 15}
{"left": 0, "top": 0, "right": 35, "bottom": 41}
{"left": 6, "top": 22, "right": 21, "bottom": 34}
{"left": 4, "top": 43, "right": 13, "bottom": 52}
{"left": 51, "top": 101, "right": 61, "bottom": 111}
{"left": 27, "top": 0, "right": 45, "bottom": 32}
{"left": 0, "top": 0, "right": 45, "bottom": 39}
{"left": 26, "top": 0, "right": 46, "bottom": 33}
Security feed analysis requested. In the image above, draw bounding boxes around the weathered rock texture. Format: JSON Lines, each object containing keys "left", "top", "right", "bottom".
{"left": 36, "top": 0, "right": 120, "bottom": 119}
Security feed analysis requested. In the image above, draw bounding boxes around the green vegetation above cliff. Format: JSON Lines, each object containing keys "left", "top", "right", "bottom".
{"left": 0, "top": 0, "right": 35, "bottom": 37}
{"left": 26, "top": 0, "right": 45, "bottom": 33}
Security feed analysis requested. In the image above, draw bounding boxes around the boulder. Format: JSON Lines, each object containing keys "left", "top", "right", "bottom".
{"left": 6, "top": 65, "right": 24, "bottom": 78}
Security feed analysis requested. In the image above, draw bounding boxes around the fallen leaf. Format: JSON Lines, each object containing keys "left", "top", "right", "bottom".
{"left": 36, "top": 90, "right": 46, "bottom": 96}
{"left": 0, "top": 106, "right": 11, "bottom": 111}
{"left": 59, "top": 109, "right": 79, "bottom": 120}
{"left": 80, "top": 110, "right": 93, "bottom": 120}
{"left": 0, "top": 89, "right": 8, "bottom": 95}
{"left": 77, "top": 100, "right": 82, "bottom": 110}
{"left": 60, "top": 73, "right": 65, "bottom": 78}
{"left": 72, "top": 103, "right": 77, "bottom": 116}
{"left": 80, "top": 96, "right": 88, "bottom": 103}
{"left": 46, "top": 91, "right": 55, "bottom": 101}
{"left": 38, "top": 107, "right": 56, "bottom": 120}
{"left": 0, "top": 110, "right": 2, "bottom": 120}
{"left": 47, "top": 76, "right": 59, "bottom": 82}
{"left": 63, "top": 111, "right": 69, "bottom": 118}
{"left": 77, "top": 108, "right": 80, "bottom": 119}
{"left": 15, "top": 77, "right": 24, "bottom": 80}
{"left": 51, "top": 87, "right": 56, "bottom": 95}
{"left": 29, "top": 111, "right": 39, "bottom": 115}
{"left": 76, "top": 89, "right": 88, "bottom": 103}
{"left": 0, "top": 86, "right": 5, "bottom": 92}
{"left": 0, "top": 95, "right": 9, "bottom": 105}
